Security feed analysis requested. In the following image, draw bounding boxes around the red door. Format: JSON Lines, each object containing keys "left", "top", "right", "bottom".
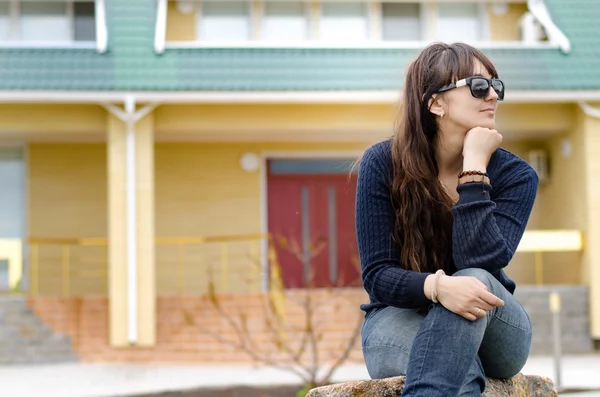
{"left": 267, "top": 162, "right": 360, "bottom": 289}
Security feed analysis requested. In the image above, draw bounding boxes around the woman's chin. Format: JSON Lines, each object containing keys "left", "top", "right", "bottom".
{"left": 479, "top": 119, "right": 496, "bottom": 130}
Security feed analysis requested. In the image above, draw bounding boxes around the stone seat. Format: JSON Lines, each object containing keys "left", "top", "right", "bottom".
{"left": 307, "top": 373, "right": 557, "bottom": 396}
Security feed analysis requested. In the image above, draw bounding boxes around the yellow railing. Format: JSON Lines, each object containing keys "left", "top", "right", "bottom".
{"left": 28, "top": 237, "right": 109, "bottom": 297}
{"left": 23, "top": 229, "right": 585, "bottom": 297}
{"left": 27, "top": 234, "right": 271, "bottom": 297}
{"left": 155, "top": 233, "right": 269, "bottom": 295}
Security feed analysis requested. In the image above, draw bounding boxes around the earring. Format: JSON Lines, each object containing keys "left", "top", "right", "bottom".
{"left": 440, "top": 112, "right": 444, "bottom": 118}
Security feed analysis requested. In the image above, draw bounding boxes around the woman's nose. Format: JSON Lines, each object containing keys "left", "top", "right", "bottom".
{"left": 486, "top": 87, "right": 499, "bottom": 101}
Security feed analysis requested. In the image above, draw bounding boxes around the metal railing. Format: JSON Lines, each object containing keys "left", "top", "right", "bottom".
{"left": 27, "top": 234, "right": 271, "bottom": 297}
{"left": 20, "top": 229, "right": 584, "bottom": 297}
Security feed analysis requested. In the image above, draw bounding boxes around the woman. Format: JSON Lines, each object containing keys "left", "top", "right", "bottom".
{"left": 356, "top": 42, "right": 538, "bottom": 397}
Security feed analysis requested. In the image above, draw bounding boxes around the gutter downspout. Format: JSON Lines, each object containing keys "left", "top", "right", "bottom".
{"left": 102, "top": 96, "right": 157, "bottom": 345}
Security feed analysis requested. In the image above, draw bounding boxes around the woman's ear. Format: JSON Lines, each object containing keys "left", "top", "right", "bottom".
{"left": 428, "top": 94, "right": 445, "bottom": 118}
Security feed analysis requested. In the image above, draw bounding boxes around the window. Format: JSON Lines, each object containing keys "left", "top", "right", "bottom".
{"left": 20, "top": 2, "right": 71, "bottom": 41}
{"left": 381, "top": 2, "right": 421, "bottom": 41}
{"left": 436, "top": 3, "right": 484, "bottom": 42}
{"left": 0, "top": 3, "right": 9, "bottom": 41}
{"left": 74, "top": 2, "right": 96, "bottom": 41}
{"left": 198, "top": 1, "right": 251, "bottom": 41}
{"left": 262, "top": 1, "right": 307, "bottom": 41}
{"left": 0, "top": 1, "right": 96, "bottom": 42}
{"left": 320, "top": 2, "right": 369, "bottom": 42}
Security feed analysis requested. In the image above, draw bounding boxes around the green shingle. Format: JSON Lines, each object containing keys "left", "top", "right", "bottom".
{"left": 0, "top": 0, "right": 598, "bottom": 92}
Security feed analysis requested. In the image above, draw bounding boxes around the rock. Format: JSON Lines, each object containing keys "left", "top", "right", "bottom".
{"left": 306, "top": 374, "right": 557, "bottom": 397}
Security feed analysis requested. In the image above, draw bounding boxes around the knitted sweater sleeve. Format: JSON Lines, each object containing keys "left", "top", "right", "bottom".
{"left": 355, "top": 144, "right": 431, "bottom": 308}
{"left": 452, "top": 152, "right": 539, "bottom": 272}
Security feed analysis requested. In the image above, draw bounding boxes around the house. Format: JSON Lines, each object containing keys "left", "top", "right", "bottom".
{"left": 0, "top": 0, "right": 598, "bottom": 363}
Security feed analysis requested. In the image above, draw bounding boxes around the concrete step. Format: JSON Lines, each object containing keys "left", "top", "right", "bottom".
{"left": 0, "top": 296, "right": 78, "bottom": 365}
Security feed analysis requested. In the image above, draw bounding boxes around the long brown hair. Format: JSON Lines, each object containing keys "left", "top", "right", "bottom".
{"left": 392, "top": 42, "right": 498, "bottom": 274}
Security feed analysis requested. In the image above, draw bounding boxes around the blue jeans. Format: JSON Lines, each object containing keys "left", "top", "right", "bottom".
{"left": 361, "top": 268, "right": 532, "bottom": 397}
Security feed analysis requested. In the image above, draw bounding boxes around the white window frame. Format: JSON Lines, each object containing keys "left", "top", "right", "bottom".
{"left": 0, "top": 0, "right": 107, "bottom": 53}
{"left": 195, "top": 0, "right": 255, "bottom": 42}
{"left": 257, "top": 1, "right": 312, "bottom": 41}
{"left": 376, "top": 2, "right": 428, "bottom": 43}
{"left": 316, "top": 1, "right": 372, "bottom": 42}
{"left": 432, "top": 2, "right": 489, "bottom": 42}
{"left": 159, "top": 0, "right": 568, "bottom": 54}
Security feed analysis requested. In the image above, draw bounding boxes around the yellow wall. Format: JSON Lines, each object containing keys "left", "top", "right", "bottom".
{"left": 154, "top": 103, "right": 571, "bottom": 143}
{"left": 0, "top": 105, "right": 106, "bottom": 136}
{"left": 488, "top": 3, "right": 529, "bottom": 41}
{"left": 28, "top": 144, "right": 108, "bottom": 296}
{"left": 23, "top": 101, "right": 584, "bottom": 296}
{"left": 580, "top": 107, "right": 600, "bottom": 337}
{"left": 154, "top": 141, "right": 368, "bottom": 294}
{"left": 166, "top": 1, "right": 196, "bottom": 41}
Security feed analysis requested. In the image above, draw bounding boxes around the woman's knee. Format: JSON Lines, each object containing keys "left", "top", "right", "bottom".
{"left": 453, "top": 268, "right": 493, "bottom": 286}
{"left": 363, "top": 345, "right": 410, "bottom": 379}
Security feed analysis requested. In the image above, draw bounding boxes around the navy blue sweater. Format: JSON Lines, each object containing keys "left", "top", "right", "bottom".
{"left": 356, "top": 139, "right": 538, "bottom": 312}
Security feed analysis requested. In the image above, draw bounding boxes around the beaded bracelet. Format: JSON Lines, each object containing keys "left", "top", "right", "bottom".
{"left": 458, "top": 170, "right": 489, "bottom": 179}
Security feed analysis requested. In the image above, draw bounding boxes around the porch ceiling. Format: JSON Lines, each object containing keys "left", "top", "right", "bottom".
{"left": 0, "top": 103, "right": 575, "bottom": 144}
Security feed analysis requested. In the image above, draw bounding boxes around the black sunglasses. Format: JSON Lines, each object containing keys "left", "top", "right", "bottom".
{"left": 437, "top": 76, "right": 505, "bottom": 101}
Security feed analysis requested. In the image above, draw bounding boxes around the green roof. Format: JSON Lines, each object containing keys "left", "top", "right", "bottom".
{"left": 0, "top": 0, "right": 599, "bottom": 92}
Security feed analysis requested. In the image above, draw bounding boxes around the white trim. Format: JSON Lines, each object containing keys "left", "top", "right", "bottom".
{"left": 8, "top": 0, "right": 19, "bottom": 41}
{"left": 0, "top": 40, "right": 96, "bottom": 49}
{"left": 125, "top": 96, "right": 138, "bottom": 347}
{"left": 527, "top": 0, "right": 570, "bottom": 53}
{"left": 154, "top": 0, "right": 167, "bottom": 54}
{"left": 579, "top": 102, "right": 600, "bottom": 120}
{"left": 478, "top": 3, "right": 490, "bottom": 41}
{"left": 420, "top": 2, "right": 431, "bottom": 41}
{"left": 95, "top": 0, "right": 108, "bottom": 53}
{"left": 1, "top": 90, "right": 600, "bottom": 104}
{"left": 101, "top": 97, "right": 158, "bottom": 346}
{"left": 259, "top": 150, "right": 363, "bottom": 291}
{"left": 259, "top": 154, "right": 268, "bottom": 291}
{"left": 67, "top": 0, "right": 75, "bottom": 41}
{"left": 163, "top": 40, "right": 561, "bottom": 50}
{"left": 1, "top": 0, "right": 106, "bottom": 53}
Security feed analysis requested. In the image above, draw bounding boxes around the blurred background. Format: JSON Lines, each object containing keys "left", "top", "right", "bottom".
{"left": 0, "top": 0, "right": 599, "bottom": 396}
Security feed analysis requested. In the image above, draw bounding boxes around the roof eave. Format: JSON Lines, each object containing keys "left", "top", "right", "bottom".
{"left": 0, "top": 90, "right": 599, "bottom": 104}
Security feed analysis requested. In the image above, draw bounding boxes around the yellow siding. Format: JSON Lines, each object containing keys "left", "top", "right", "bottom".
{"left": 488, "top": 3, "right": 529, "bottom": 42}
{"left": 154, "top": 141, "right": 367, "bottom": 294}
{"left": 581, "top": 107, "right": 600, "bottom": 338}
{"left": 0, "top": 105, "right": 105, "bottom": 135}
{"left": 24, "top": 101, "right": 583, "bottom": 296}
{"left": 154, "top": 103, "right": 572, "bottom": 143}
{"left": 165, "top": 1, "right": 196, "bottom": 41}
{"left": 28, "top": 144, "right": 108, "bottom": 296}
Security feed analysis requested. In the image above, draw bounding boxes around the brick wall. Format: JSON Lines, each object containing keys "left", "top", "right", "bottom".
{"left": 27, "top": 285, "right": 594, "bottom": 364}
{"left": 27, "top": 288, "right": 368, "bottom": 364}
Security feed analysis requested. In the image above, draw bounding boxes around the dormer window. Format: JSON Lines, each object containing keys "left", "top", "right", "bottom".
{"left": 0, "top": 0, "right": 106, "bottom": 50}
{"left": 262, "top": 1, "right": 308, "bottom": 41}
{"left": 381, "top": 3, "right": 422, "bottom": 41}
{"left": 197, "top": 1, "right": 251, "bottom": 41}
{"left": 435, "top": 3, "right": 487, "bottom": 42}
{"left": 320, "top": 2, "right": 369, "bottom": 42}
{"left": 19, "top": 1, "right": 94, "bottom": 41}
{"left": 160, "top": 1, "right": 567, "bottom": 53}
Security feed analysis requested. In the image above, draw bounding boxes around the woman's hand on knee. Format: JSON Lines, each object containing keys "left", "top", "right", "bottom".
{"left": 437, "top": 276, "right": 505, "bottom": 321}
